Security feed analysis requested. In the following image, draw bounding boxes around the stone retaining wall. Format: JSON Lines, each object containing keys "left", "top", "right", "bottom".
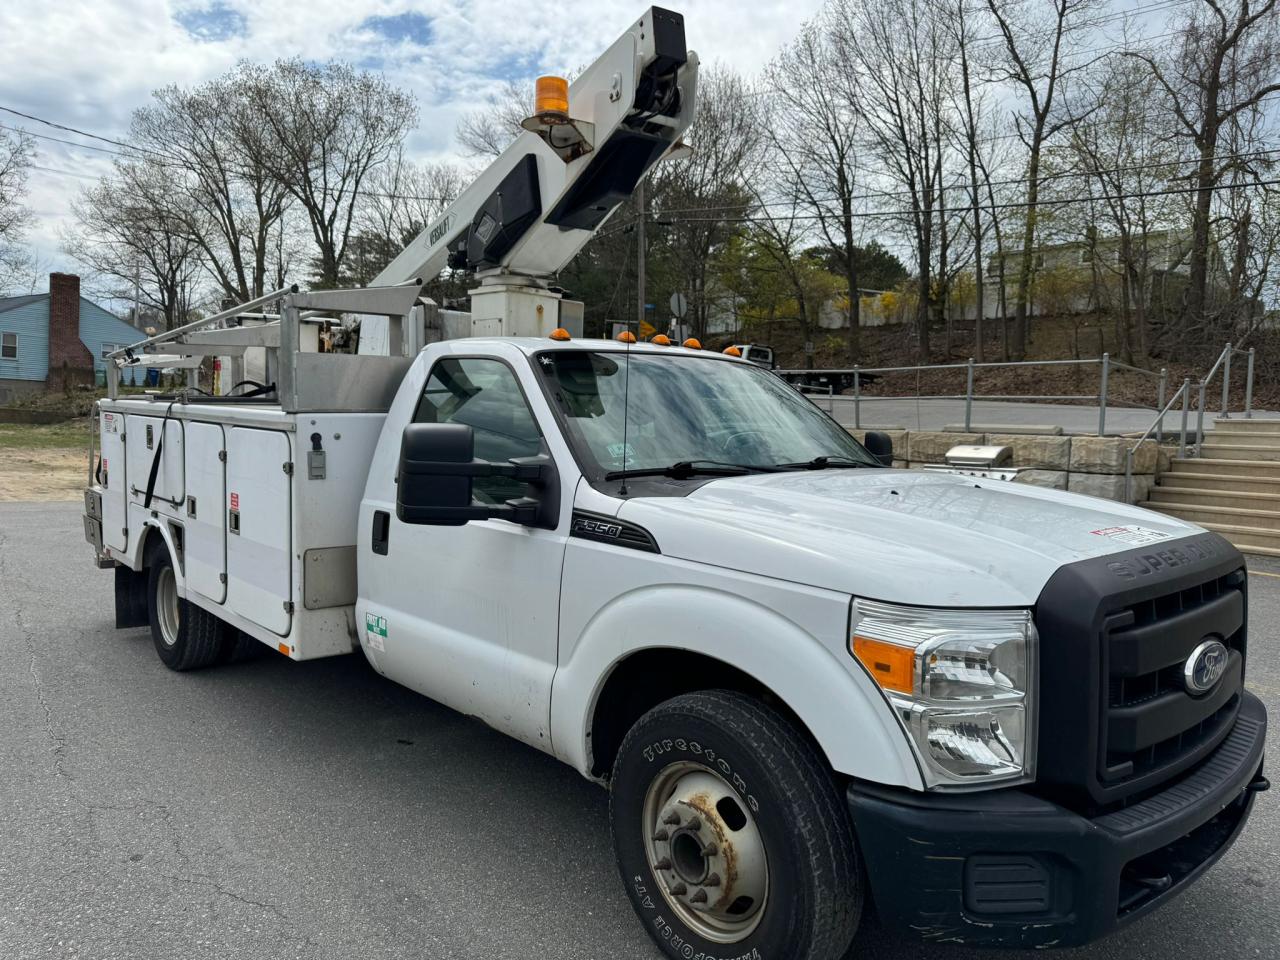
{"left": 847, "top": 429, "right": 1164, "bottom": 504}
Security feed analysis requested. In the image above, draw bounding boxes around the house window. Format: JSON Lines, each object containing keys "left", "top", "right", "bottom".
{"left": 101, "top": 343, "right": 120, "bottom": 360}
{"left": 1, "top": 332, "right": 16, "bottom": 360}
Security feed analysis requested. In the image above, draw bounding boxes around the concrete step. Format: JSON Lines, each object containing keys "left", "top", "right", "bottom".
{"left": 1212, "top": 418, "right": 1280, "bottom": 436}
{"left": 1147, "top": 486, "right": 1280, "bottom": 511}
{"left": 1167, "top": 457, "right": 1280, "bottom": 479}
{"left": 1139, "top": 500, "right": 1280, "bottom": 531}
{"left": 1156, "top": 473, "right": 1280, "bottom": 495}
{"left": 1196, "top": 443, "right": 1280, "bottom": 462}
{"left": 1139, "top": 504, "right": 1280, "bottom": 555}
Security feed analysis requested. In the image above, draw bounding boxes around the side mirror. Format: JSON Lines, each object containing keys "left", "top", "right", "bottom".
{"left": 863, "top": 431, "right": 894, "bottom": 467}
{"left": 396, "top": 422, "right": 559, "bottom": 528}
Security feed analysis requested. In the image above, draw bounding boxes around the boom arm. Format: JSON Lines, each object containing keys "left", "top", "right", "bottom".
{"left": 373, "top": 6, "right": 698, "bottom": 288}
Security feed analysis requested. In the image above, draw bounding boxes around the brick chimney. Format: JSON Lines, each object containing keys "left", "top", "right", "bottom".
{"left": 47, "top": 272, "right": 94, "bottom": 391}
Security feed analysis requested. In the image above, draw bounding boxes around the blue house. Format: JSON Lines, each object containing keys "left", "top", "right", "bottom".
{"left": 0, "top": 273, "right": 147, "bottom": 403}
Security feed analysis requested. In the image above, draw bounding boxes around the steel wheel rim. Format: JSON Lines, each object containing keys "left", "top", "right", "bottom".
{"left": 641, "top": 760, "right": 769, "bottom": 943}
{"left": 156, "top": 566, "right": 180, "bottom": 647}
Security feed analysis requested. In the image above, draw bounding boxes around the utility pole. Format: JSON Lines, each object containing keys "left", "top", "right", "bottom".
{"left": 133, "top": 264, "right": 141, "bottom": 330}
{"left": 636, "top": 178, "right": 646, "bottom": 333}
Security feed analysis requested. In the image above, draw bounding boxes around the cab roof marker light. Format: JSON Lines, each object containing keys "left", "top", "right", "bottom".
{"left": 682, "top": 338, "right": 702, "bottom": 349}
{"left": 723, "top": 346, "right": 742, "bottom": 357}
{"left": 549, "top": 327, "right": 571, "bottom": 341}
{"left": 651, "top": 334, "right": 671, "bottom": 346}
{"left": 617, "top": 330, "right": 637, "bottom": 343}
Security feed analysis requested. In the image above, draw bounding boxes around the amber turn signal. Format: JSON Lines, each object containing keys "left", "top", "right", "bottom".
{"left": 852, "top": 636, "right": 915, "bottom": 694}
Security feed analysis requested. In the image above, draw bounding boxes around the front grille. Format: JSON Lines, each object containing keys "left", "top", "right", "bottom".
{"left": 1033, "top": 532, "right": 1248, "bottom": 811}
{"left": 1099, "top": 570, "right": 1246, "bottom": 791}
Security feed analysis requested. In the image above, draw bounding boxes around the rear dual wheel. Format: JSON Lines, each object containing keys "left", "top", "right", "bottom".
{"left": 611, "top": 691, "right": 862, "bottom": 960}
{"left": 146, "top": 548, "right": 232, "bottom": 671}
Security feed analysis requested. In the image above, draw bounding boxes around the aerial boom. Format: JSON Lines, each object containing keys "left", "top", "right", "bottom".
{"left": 373, "top": 6, "right": 698, "bottom": 289}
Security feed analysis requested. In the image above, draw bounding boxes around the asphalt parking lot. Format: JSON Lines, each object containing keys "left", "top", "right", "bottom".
{"left": 1, "top": 500, "right": 1277, "bottom": 960}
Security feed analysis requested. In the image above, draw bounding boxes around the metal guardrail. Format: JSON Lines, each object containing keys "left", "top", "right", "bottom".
{"left": 827, "top": 354, "right": 1164, "bottom": 435}
{"left": 782, "top": 341, "right": 1255, "bottom": 440}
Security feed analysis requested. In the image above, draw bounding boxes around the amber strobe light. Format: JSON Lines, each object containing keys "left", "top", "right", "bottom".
{"left": 535, "top": 76, "right": 570, "bottom": 117}
{"left": 852, "top": 636, "right": 914, "bottom": 694}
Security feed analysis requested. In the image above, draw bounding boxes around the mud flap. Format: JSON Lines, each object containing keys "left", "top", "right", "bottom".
{"left": 114, "top": 565, "right": 149, "bottom": 629}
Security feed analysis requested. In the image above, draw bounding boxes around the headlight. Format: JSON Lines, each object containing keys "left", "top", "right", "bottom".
{"left": 850, "top": 599, "right": 1036, "bottom": 789}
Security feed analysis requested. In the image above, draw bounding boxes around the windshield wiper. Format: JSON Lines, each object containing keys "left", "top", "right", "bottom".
{"left": 605, "top": 459, "right": 785, "bottom": 481}
{"left": 777, "top": 455, "right": 877, "bottom": 470}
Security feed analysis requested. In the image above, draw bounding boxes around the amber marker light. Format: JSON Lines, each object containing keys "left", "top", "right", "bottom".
{"left": 651, "top": 334, "right": 671, "bottom": 346}
{"left": 548, "top": 327, "right": 571, "bottom": 341}
{"left": 535, "top": 75, "right": 570, "bottom": 117}
{"left": 852, "top": 636, "right": 915, "bottom": 694}
{"left": 617, "top": 330, "right": 637, "bottom": 343}
{"left": 682, "top": 338, "right": 702, "bottom": 349}
{"left": 723, "top": 345, "right": 742, "bottom": 357}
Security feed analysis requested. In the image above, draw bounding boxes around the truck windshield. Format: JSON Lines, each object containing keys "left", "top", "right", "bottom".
{"left": 535, "top": 350, "right": 880, "bottom": 478}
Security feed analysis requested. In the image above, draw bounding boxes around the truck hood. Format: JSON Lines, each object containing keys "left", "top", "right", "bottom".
{"left": 617, "top": 469, "right": 1201, "bottom": 607}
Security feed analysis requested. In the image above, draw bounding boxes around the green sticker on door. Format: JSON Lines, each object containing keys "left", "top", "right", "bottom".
{"left": 365, "top": 613, "right": 387, "bottom": 651}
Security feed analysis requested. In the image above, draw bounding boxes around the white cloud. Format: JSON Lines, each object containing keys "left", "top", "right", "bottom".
{"left": 0, "top": 0, "right": 825, "bottom": 280}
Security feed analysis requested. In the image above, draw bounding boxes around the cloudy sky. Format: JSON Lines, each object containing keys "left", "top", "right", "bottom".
{"left": 0, "top": 0, "right": 825, "bottom": 283}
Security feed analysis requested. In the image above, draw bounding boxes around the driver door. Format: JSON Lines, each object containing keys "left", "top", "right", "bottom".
{"left": 369, "top": 355, "right": 567, "bottom": 749}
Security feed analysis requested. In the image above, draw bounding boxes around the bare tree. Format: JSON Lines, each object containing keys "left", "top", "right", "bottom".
{"left": 766, "top": 17, "right": 864, "bottom": 361}
{"left": 63, "top": 162, "right": 205, "bottom": 330}
{"left": 456, "top": 79, "right": 535, "bottom": 159}
{"left": 831, "top": 0, "right": 955, "bottom": 358}
{"left": 985, "top": 0, "right": 1095, "bottom": 359}
{"left": 1126, "top": 0, "right": 1280, "bottom": 337}
{"left": 240, "top": 60, "right": 418, "bottom": 287}
{"left": 130, "top": 67, "right": 293, "bottom": 303}
{"left": 0, "top": 129, "right": 35, "bottom": 293}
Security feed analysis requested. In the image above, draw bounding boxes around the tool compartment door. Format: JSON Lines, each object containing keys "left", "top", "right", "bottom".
{"left": 100, "top": 410, "right": 128, "bottom": 552}
{"left": 125, "top": 415, "right": 185, "bottom": 508}
{"left": 226, "top": 427, "right": 292, "bottom": 636}
{"left": 184, "top": 422, "right": 227, "bottom": 604}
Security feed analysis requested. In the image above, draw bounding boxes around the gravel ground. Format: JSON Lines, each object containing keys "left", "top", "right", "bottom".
{"left": 0, "top": 501, "right": 1276, "bottom": 960}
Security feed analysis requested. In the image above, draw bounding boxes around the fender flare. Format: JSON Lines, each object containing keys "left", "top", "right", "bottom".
{"left": 549, "top": 584, "right": 923, "bottom": 790}
{"left": 129, "top": 518, "right": 187, "bottom": 592}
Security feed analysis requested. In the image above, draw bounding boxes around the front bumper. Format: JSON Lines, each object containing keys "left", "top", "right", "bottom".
{"left": 848, "top": 690, "right": 1267, "bottom": 949}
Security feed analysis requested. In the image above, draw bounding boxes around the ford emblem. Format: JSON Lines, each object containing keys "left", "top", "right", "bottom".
{"left": 1184, "top": 639, "right": 1229, "bottom": 695}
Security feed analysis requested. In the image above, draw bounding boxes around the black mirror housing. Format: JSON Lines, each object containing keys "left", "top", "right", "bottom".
{"left": 863, "top": 431, "right": 894, "bottom": 467}
{"left": 396, "top": 422, "right": 560, "bottom": 528}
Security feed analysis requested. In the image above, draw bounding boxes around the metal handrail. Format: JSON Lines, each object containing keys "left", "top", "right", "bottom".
{"left": 1124, "top": 378, "right": 1192, "bottom": 502}
{"left": 1194, "top": 342, "right": 1256, "bottom": 452}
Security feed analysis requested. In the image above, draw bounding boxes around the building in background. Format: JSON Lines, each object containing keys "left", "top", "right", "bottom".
{"left": 0, "top": 273, "right": 146, "bottom": 403}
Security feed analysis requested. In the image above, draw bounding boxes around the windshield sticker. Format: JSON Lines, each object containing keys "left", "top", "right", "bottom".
{"left": 365, "top": 613, "right": 387, "bottom": 652}
{"left": 1091, "top": 525, "right": 1174, "bottom": 546}
{"left": 607, "top": 442, "right": 636, "bottom": 461}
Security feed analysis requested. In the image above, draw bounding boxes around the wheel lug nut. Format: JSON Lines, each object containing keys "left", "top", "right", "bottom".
{"left": 669, "top": 881, "right": 687, "bottom": 896}
{"left": 654, "top": 857, "right": 672, "bottom": 870}
{"left": 690, "top": 889, "right": 708, "bottom": 904}
{"left": 686, "top": 816, "right": 701, "bottom": 831}
{"left": 702, "top": 842, "right": 718, "bottom": 856}
{"left": 704, "top": 873, "right": 721, "bottom": 887}
{"left": 652, "top": 829, "right": 669, "bottom": 842}
{"left": 663, "top": 812, "right": 681, "bottom": 826}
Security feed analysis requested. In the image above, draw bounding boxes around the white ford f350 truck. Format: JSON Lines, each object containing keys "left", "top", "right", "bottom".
{"left": 81, "top": 8, "right": 1266, "bottom": 959}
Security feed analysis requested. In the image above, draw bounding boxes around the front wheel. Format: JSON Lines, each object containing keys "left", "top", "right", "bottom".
{"left": 610, "top": 690, "right": 862, "bottom": 960}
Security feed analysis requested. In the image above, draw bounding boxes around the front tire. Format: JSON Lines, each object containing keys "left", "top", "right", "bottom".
{"left": 146, "top": 548, "right": 231, "bottom": 671}
{"left": 610, "top": 690, "right": 862, "bottom": 960}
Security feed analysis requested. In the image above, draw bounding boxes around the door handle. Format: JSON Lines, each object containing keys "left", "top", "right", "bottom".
{"left": 372, "top": 510, "right": 390, "bottom": 556}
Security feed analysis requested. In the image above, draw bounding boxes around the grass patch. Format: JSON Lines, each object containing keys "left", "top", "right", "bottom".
{"left": 0, "top": 418, "right": 93, "bottom": 449}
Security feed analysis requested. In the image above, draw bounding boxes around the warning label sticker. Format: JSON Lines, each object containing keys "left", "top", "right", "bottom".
{"left": 365, "top": 613, "right": 387, "bottom": 652}
{"left": 102, "top": 413, "right": 119, "bottom": 434}
{"left": 1091, "top": 525, "right": 1175, "bottom": 546}
{"left": 230, "top": 492, "right": 240, "bottom": 510}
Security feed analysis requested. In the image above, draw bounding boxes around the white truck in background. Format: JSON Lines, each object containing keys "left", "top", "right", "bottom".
{"left": 82, "top": 8, "right": 1267, "bottom": 959}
